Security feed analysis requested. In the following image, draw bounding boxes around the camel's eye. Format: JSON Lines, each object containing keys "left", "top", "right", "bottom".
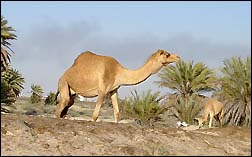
{"left": 160, "top": 51, "right": 164, "bottom": 55}
{"left": 166, "top": 53, "right": 171, "bottom": 58}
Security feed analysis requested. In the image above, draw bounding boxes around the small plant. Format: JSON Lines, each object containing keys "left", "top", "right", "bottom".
{"left": 44, "top": 91, "right": 57, "bottom": 105}
{"left": 120, "top": 89, "right": 166, "bottom": 126}
{"left": 166, "top": 94, "right": 204, "bottom": 125}
{"left": 30, "top": 84, "right": 43, "bottom": 103}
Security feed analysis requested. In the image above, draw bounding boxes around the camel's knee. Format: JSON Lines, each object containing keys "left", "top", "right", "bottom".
{"left": 55, "top": 97, "right": 70, "bottom": 118}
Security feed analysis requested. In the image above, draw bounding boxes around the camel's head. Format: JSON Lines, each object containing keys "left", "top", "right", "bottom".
{"left": 195, "top": 117, "right": 205, "bottom": 128}
{"left": 147, "top": 49, "right": 180, "bottom": 74}
{"left": 156, "top": 49, "right": 180, "bottom": 66}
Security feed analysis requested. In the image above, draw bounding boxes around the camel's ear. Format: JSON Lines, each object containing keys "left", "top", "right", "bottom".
{"left": 158, "top": 49, "right": 164, "bottom": 55}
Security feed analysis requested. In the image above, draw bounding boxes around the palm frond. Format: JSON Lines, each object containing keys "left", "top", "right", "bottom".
{"left": 1, "top": 16, "right": 17, "bottom": 69}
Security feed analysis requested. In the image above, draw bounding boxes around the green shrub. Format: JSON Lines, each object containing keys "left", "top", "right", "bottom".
{"left": 120, "top": 89, "right": 166, "bottom": 126}
{"left": 1, "top": 66, "right": 24, "bottom": 105}
{"left": 30, "top": 93, "right": 42, "bottom": 103}
{"left": 30, "top": 84, "right": 43, "bottom": 104}
{"left": 166, "top": 94, "right": 203, "bottom": 125}
{"left": 44, "top": 91, "right": 57, "bottom": 105}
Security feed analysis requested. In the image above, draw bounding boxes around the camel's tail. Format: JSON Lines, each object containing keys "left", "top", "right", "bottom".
{"left": 54, "top": 90, "right": 60, "bottom": 104}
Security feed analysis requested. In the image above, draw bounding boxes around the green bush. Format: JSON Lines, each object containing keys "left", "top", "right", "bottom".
{"left": 120, "top": 89, "right": 166, "bottom": 126}
{"left": 44, "top": 91, "right": 57, "bottom": 105}
{"left": 30, "top": 93, "right": 42, "bottom": 104}
{"left": 1, "top": 80, "right": 15, "bottom": 104}
{"left": 30, "top": 84, "right": 43, "bottom": 104}
{"left": 1, "top": 66, "right": 25, "bottom": 105}
{"left": 166, "top": 94, "right": 203, "bottom": 125}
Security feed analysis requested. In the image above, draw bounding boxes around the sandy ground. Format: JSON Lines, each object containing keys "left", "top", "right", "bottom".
{"left": 1, "top": 113, "right": 251, "bottom": 156}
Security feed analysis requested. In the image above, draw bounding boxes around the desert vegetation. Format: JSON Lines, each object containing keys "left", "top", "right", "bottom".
{"left": 156, "top": 60, "right": 216, "bottom": 125}
{"left": 1, "top": 16, "right": 17, "bottom": 70}
{"left": 30, "top": 84, "right": 44, "bottom": 104}
{"left": 44, "top": 91, "right": 57, "bottom": 105}
{"left": 213, "top": 56, "right": 251, "bottom": 126}
{"left": 119, "top": 89, "right": 166, "bottom": 126}
{"left": 1, "top": 16, "right": 25, "bottom": 111}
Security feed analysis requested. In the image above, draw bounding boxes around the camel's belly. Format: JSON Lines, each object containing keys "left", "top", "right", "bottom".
{"left": 69, "top": 85, "right": 99, "bottom": 97}
{"left": 77, "top": 88, "right": 99, "bottom": 98}
{"left": 67, "top": 71, "right": 98, "bottom": 97}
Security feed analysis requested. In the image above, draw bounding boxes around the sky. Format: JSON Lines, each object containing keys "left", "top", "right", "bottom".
{"left": 1, "top": 1, "right": 251, "bottom": 100}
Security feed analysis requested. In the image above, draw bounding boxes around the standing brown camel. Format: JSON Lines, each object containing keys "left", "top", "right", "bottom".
{"left": 55, "top": 49, "right": 180, "bottom": 123}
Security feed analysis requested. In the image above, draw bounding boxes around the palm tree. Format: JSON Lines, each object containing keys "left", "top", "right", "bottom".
{"left": 156, "top": 60, "right": 217, "bottom": 124}
{"left": 1, "top": 16, "right": 17, "bottom": 70}
{"left": 157, "top": 60, "right": 217, "bottom": 97}
{"left": 215, "top": 56, "right": 251, "bottom": 126}
{"left": 1, "top": 65, "right": 25, "bottom": 104}
{"left": 30, "top": 84, "right": 43, "bottom": 103}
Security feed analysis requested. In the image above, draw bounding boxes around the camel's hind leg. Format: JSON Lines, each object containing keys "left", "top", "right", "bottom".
{"left": 219, "top": 109, "right": 224, "bottom": 127}
{"left": 61, "top": 94, "right": 76, "bottom": 118}
{"left": 92, "top": 91, "right": 106, "bottom": 122}
{"left": 111, "top": 90, "right": 119, "bottom": 123}
{"left": 214, "top": 115, "right": 221, "bottom": 127}
{"left": 55, "top": 79, "right": 71, "bottom": 118}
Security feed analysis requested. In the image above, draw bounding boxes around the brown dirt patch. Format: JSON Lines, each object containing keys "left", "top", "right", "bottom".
{"left": 1, "top": 113, "right": 251, "bottom": 156}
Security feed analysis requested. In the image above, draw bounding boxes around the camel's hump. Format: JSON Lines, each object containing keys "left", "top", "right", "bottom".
{"left": 80, "top": 51, "right": 96, "bottom": 56}
{"left": 77, "top": 51, "right": 114, "bottom": 59}
{"left": 73, "top": 51, "right": 118, "bottom": 65}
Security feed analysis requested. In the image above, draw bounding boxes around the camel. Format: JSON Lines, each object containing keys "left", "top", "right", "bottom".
{"left": 54, "top": 49, "right": 180, "bottom": 123}
{"left": 195, "top": 98, "right": 224, "bottom": 128}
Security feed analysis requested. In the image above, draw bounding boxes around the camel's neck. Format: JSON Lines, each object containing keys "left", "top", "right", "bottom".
{"left": 118, "top": 60, "right": 160, "bottom": 86}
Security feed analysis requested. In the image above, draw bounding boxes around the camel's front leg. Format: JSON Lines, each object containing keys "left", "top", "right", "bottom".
{"left": 209, "top": 112, "right": 214, "bottom": 128}
{"left": 111, "top": 90, "right": 119, "bottom": 123}
{"left": 92, "top": 91, "right": 106, "bottom": 122}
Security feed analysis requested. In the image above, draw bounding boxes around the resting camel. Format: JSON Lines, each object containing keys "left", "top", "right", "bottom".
{"left": 54, "top": 49, "right": 180, "bottom": 123}
{"left": 195, "top": 98, "right": 224, "bottom": 128}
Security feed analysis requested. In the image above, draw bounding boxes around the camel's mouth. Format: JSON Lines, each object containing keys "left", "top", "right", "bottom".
{"left": 162, "top": 61, "right": 174, "bottom": 66}
{"left": 162, "top": 62, "right": 168, "bottom": 66}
